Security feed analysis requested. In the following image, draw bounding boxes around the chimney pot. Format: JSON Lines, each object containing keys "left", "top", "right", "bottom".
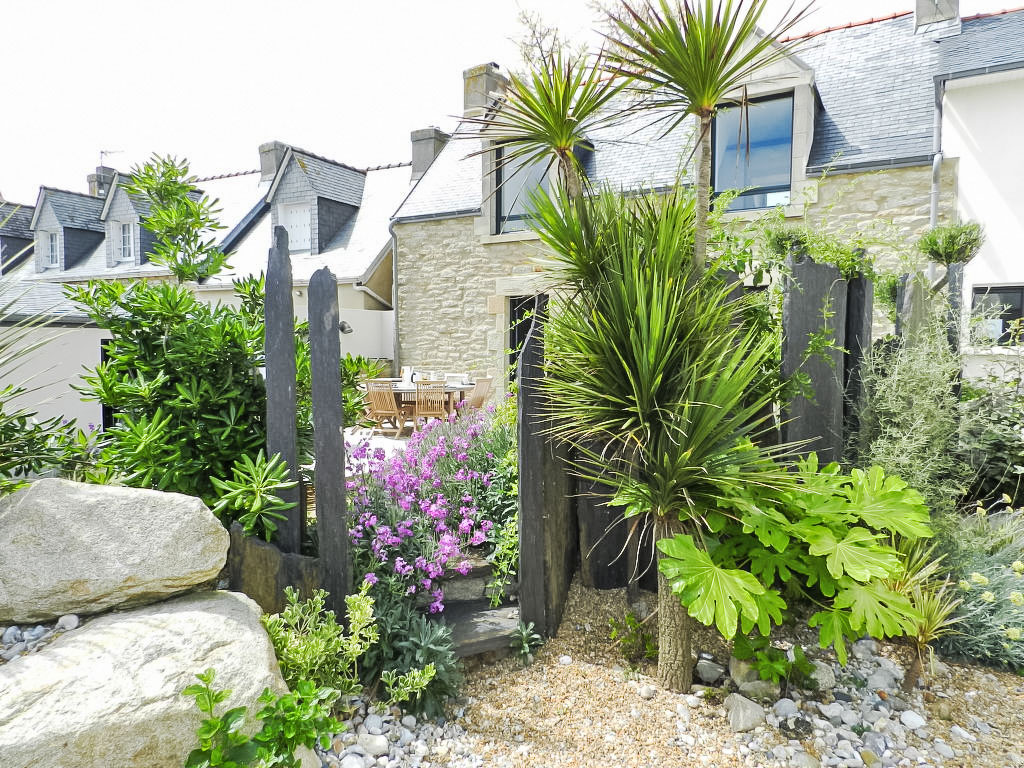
{"left": 87, "top": 166, "right": 117, "bottom": 198}
{"left": 410, "top": 127, "right": 450, "bottom": 182}
{"left": 259, "top": 141, "right": 289, "bottom": 183}
{"left": 463, "top": 62, "right": 508, "bottom": 117}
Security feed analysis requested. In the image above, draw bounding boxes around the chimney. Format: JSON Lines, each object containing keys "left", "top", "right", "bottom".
{"left": 259, "top": 140, "right": 289, "bottom": 183}
{"left": 915, "top": 0, "right": 961, "bottom": 35}
{"left": 87, "top": 166, "right": 116, "bottom": 198}
{"left": 463, "top": 62, "right": 508, "bottom": 117}
{"left": 410, "top": 127, "right": 450, "bottom": 181}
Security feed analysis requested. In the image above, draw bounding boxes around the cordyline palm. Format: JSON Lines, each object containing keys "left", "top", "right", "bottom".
{"left": 460, "top": 48, "right": 625, "bottom": 199}
{"left": 533, "top": 187, "right": 797, "bottom": 691}
{"left": 606, "top": 0, "right": 810, "bottom": 271}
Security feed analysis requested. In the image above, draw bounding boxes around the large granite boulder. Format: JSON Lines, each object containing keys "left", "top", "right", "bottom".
{"left": 0, "top": 591, "right": 297, "bottom": 768}
{"left": 0, "top": 479, "right": 228, "bottom": 622}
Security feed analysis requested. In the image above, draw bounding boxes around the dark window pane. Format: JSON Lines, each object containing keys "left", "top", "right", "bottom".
{"left": 714, "top": 95, "right": 793, "bottom": 210}
{"left": 973, "top": 286, "right": 1024, "bottom": 345}
{"left": 496, "top": 147, "right": 549, "bottom": 233}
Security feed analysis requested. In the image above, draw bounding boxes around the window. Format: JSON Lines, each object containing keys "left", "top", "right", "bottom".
{"left": 119, "top": 223, "right": 134, "bottom": 262}
{"left": 494, "top": 145, "right": 549, "bottom": 234}
{"left": 47, "top": 232, "right": 58, "bottom": 267}
{"left": 713, "top": 94, "right": 794, "bottom": 211}
{"left": 279, "top": 203, "right": 311, "bottom": 251}
{"left": 973, "top": 285, "right": 1024, "bottom": 345}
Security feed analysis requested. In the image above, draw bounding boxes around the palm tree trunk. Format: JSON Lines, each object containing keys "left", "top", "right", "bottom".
{"left": 693, "top": 114, "right": 713, "bottom": 274}
{"left": 657, "top": 517, "right": 693, "bottom": 692}
{"left": 560, "top": 152, "right": 582, "bottom": 200}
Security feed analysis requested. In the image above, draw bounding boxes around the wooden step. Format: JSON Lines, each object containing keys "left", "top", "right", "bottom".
{"left": 436, "top": 600, "right": 521, "bottom": 658}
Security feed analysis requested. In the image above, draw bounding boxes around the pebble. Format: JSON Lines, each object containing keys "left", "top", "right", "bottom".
{"left": 773, "top": 698, "right": 799, "bottom": 718}
{"left": 934, "top": 741, "right": 956, "bottom": 758}
{"left": 638, "top": 684, "right": 656, "bottom": 700}
{"left": 949, "top": 724, "right": 976, "bottom": 742}
{"left": 2, "top": 626, "right": 22, "bottom": 645}
{"left": 558, "top": 655, "right": 572, "bottom": 665}
{"left": 899, "top": 710, "right": 925, "bottom": 730}
{"left": 695, "top": 659, "right": 726, "bottom": 684}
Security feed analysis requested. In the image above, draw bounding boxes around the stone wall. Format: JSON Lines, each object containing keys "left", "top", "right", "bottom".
{"left": 395, "top": 216, "right": 547, "bottom": 382}
{"left": 394, "top": 162, "right": 960, "bottom": 387}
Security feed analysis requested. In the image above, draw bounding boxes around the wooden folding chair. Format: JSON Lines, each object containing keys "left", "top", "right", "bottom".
{"left": 414, "top": 380, "right": 447, "bottom": 429}
{"left": 465, "top": 376, "right": 493, "bottom": 409}
{"left": 366, "top": 380, "right": 412, "bottom": 437}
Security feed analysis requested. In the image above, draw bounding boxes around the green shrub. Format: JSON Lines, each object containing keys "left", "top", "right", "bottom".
{"left": 261, "top": 586, "right": 375, "bottom": 705}
{"left": 511, "top": 620, "right": 544, "bottom": 665}
{"left": 211, "top": 451, "right": 296, "bottom": 541}
{"left": 935, "top": 508, "right": 1024, "bottom": 671}
{"left": 850, "top": 311, "right": 968, "bottom": 516}
{"left": 917, "top": 221, "right": 984, "bottom": 266}
{"left": 182, "top": 668, "right": 340, "bottom": 768}
{"left": 732, "top": 634, "right": 817, "bottom": 693}
{"left": 341, "top": 355, "right": 387, "bottom": 427}
{"left": 609, "top": 611, "right": 657, "bottom": 664}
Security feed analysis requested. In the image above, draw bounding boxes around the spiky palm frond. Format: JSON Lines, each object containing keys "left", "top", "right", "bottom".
{"left": 460, "top": 49, "right": 627, "bottom": 197}
{"left": 606, "top": 0, "right": 811, "bottom": 127}
{"left": 534, "top": 187, "right": 797, "bottom": 527}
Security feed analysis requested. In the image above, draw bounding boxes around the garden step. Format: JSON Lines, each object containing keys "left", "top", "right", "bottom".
{"left": 436, "top": 600, "right": 520, "bottom": 658}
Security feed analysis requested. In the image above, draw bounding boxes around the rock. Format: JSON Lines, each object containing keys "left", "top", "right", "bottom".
{"left": 862, "top": 731, "right": 886, "bottom": 754}
{"left": 899, "top": 710, "right": 926, "bottom": 730}
{"left": 774, "top": 698, "right": 799, "bottom": 718}
{"left": 558, "top": 655, "right": 572, "bottom": 665}
{"left": 790, "top": 751, "right": 821, "bottom": 768}
{"left": 22, "top": 625, "right": 46, "bottom": 642}
{"left": 364, "top": 713, "right": 384, "bottom": 734}
{"left": 684, "top": 694, "right": 702, "bottom": 708}
{"left": 340, "top": 757, "right": 364, "bottom": 768}
{"left": 934, "top": 741, "right": 955, "bottom": 758}
{"left": 724, "top": 693, "right": 765, "bottom": 733}
{"left": 949, "top": 724, "right": 976, "bottom": 742}
{"left": 695, "top": 659, "right": 726, "bottom": 684}
{"left": 358, "top": 734, "right": 390, "bottom": 758}
{"left": 729, "top": 656, "right": 760, "bottom": 685}
{"left": 841, "top": 709, "right": 862, "bottom": 726}
{"left": 852, "top": 639, "right": 878, "bottom": 660}
{"left": 818, "top": 702, "right": 844, "bottom": 719}
{"left": 401, "top": 715, "right": 416, "bottom": 729}
{"left": 1, "top": 641, "right": 26, "bottom": 661}
{"left": 860, "top": 748, "right": 881, "bottom": 767}
{"left": 738, "top": 678, "right": 780, "bottom": 701}
{"left": 56, "top": 614, "right": 79, "bottom": 631}
{"left": 934, "top": 700, "right": 954, "bottom": 720}
{"left": 810, "top": 660, "right": 836, "bottom": 690}
{"left": 1, "top": 626, "right": 21, "bottom": 644}
{"left": 0, "top": 591, "right": 284, "bottom": 768}
{"left": 638, "top": 684, "right": 656, "bottom": 700}
{"left": 866, "top": 670, "right": 898, "bottom": 691}
{"left": 0, "top": 480, "right": 228, "bottom": 622}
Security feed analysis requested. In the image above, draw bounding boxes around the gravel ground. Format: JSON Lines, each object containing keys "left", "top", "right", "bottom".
{"left": 452, "top": 578, "right": 1024, "bottom": 768}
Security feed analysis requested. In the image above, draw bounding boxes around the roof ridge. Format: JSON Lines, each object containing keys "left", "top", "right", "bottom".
{"left": 193, "top": 169, "right": 261, "bottom": 182}
{"left": 963, "top": 5, "right": 1024, "bottom": 22}
{"left": 40, "top": 186, "right": 102, "bottom": 200}
{"left": 289, "top": 145, "right": 367, "bottom": 176}
{"left": 781, "top": 10, "right": 912, "bottom": 41}
{"left": 363, "top": 161, "right": 413, "bottom": 171}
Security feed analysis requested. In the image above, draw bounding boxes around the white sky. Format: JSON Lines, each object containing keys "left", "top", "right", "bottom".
{"left": 0, "top": 0, "right": 1014, "bottom": 204}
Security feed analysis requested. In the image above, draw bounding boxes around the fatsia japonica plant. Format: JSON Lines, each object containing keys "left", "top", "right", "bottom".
{"left": 660, "top": 454, "right": 933, "bottom": 665}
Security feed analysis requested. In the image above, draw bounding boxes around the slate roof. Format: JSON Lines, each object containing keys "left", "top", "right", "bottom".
{"left": 396, "top": 8, "right": 1024, "bottom": 218}
{"left": 40, "top": 188, "right": 104, "bottom": 232}
{"left": 800, "top": 9, "right": 1024, "bottom": 173}
{"left": 394, "top": 98, "right": 693, "bottom": 221}
{"left": 291, "top": 150, "right": 366, "bottom": 207}
{"left": 0, "top": 202, "right": 35, "bottom": 239}
{"left": 1, "top": 263, "right": 89, "bottom": 323}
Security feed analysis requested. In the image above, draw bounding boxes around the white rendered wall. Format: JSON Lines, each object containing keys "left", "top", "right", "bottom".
{"left": 942, "top": 70, "right": 1024, "bottom": 379}
{"left": 4, "top": 326, "right": 108, "bottom": 428}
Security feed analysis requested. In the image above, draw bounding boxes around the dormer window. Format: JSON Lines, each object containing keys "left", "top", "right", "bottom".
{"left": 713, "top": 93, "right": 794, "bottom": 211}
{"left": 494, "top": 145, "right": 550, "bottom": 234}
{"left": 119, "top": 223, "right": 134, "bottom": 262}
{"left": 279, "top": 203, "right": 311, "bottom": 251}
{"left": 47, "top": 232, "right": 58, "bottom": 267}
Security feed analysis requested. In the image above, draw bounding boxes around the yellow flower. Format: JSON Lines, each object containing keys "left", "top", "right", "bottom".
{"left": 981, "top": 591, "right": 996, "bottom": 603}
{"left": 970, "top": 572, "right": 990, "bottom": 586}
{"left": 1006, "top": 627, "right": 1022, "bottom": 641}
{"left": 1010, "top": 591, "right": 1024, "bottom": 607}
{"left": 958, "top": 580, "right": 971, "bottom": 591}
{"left": 1012, "top": 560, "right": 1024, "bottom": 575}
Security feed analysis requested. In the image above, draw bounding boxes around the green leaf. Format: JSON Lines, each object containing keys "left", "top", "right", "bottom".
{"left": 807, "top": 527, "right": 900, "bottom": 582}
{"left": 808, "top": 606, "right": 854, "bottom": 665}
{"left": 658, "top": 534, "right": 766, "bottom": 639}
{"left": 833, "top": 580, "right": 920, "bottom": 639}
{"left": 840, "top": 466, "right": 933, "bottom": 539}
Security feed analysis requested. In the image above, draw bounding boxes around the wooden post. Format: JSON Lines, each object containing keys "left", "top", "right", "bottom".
{"left": 781, "top": 253, "right": 847, "bottom": 463}
{"left": 844, "top": 273, "right": 874, "bottom": 442}
{"left": 308, "top": 267, "right": 349, "bottom": 614}
{"left": 265, "top": 225, "right": 303, "bottom": 554}
{"left": 517, "top": 296, "right": 577, "bottom": 637}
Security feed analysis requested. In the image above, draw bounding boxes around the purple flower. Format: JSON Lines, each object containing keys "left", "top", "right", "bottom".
{"left": 363, "top": 572, "right": 378, "bottom": 586}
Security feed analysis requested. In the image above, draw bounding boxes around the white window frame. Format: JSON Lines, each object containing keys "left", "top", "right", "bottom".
{"left": 47, "top": 232, "right": 59, "bottom": 267}
{"left": 119, "top": 222, "right": 134, "bottom": 263}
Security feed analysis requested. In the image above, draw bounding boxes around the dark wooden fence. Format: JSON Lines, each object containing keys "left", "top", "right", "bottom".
{"left": 229, "top": 226, "right": 350, "bottom": 616}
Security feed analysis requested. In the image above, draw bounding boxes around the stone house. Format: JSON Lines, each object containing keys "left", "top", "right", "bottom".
{"left": 2, "top": 144, "right": 414, "bottom": 426}
{"left": 391, "top": 1, "right": 1024, "bottom": 385}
